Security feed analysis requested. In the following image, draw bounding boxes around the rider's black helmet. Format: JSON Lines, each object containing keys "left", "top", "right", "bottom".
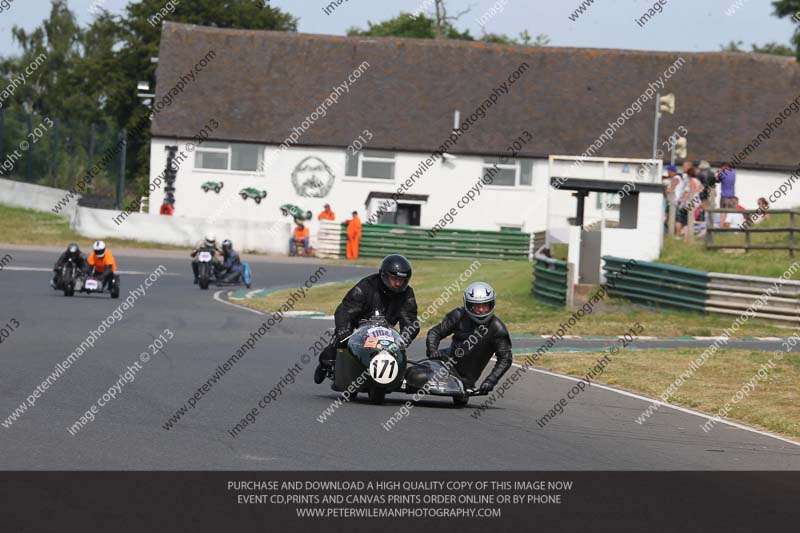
{"left": 66, "top": 243, "right": 80, "bottom": 256}
{"left": 222, "top": 239, "right": 232, "bottom": 253}
{"left": 379, "top": 254, "right": 412, "bottom": 293}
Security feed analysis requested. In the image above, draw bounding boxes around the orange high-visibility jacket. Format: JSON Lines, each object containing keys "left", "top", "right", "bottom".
{"left": 294, "top": 226, "right": 310, "bottom": 240}
{"left": 88, "top": 250, "right": 117, "bottom": 273}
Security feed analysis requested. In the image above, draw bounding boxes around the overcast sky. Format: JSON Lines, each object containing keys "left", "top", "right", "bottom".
{"left": 1, "top": 0, "right": 796, "bottom": 55}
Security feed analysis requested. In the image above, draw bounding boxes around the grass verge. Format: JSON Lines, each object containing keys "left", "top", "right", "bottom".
{"left": 239, "top": 258, "right": 790, "bottom": 337}
{"left": 0, "top": 204, "right": 182, "bottom": 250}
{"left": 527, "top": 347, "right": 799, "bottom": 440}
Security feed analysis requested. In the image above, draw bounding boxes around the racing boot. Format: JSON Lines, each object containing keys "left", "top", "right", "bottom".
{"left": 314, "top": 345, "right": 336, "bottom": 384}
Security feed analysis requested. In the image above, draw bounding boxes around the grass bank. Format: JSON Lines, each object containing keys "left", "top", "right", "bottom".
{"left": 529, "top": 347, "right": 800, "bottom": 440}
{"left": 0, "top": 204, "right": 182, "bottom": 250}
{"left": 239, "top": 258, "right": 789, "bottom": 337}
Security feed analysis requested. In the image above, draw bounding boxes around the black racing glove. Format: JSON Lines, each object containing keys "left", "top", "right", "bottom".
{"left": 335, "top": 327, "right": 352, "bottom": 344}
{"left": 427, "top": 349, "right": 447, "bottom": 360}
{"left": 479, "top": 377, "right": 498, "bottom": 393}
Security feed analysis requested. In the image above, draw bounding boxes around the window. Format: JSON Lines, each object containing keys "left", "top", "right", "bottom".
{"left": 195, "top": 142, "right": 262, "bottom": 172}
{"left": 345, "top": 150, "right": 395, "bottom": 179}
{"left": 482, "top": 158, "right": 534, "bottom": 187}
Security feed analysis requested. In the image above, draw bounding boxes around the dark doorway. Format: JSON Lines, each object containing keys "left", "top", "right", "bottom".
{"left": 379, "top": 203, "right": 421, "bottom": 226}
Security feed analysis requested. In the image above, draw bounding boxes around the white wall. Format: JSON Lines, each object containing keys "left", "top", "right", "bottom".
{"left": 600, "top": 192, "right": 664, "bottom": 265}
{"left": 148, "top": 139, "right": 800, "bottom": 255}
{"left": 148, "top": 138, "right": 549, "bottom": 235}
{"left": 0, "top": 178, "right": 79, "bottom": 218}
{"left": 72, "top": 207, "right": 291, "bottom": 255}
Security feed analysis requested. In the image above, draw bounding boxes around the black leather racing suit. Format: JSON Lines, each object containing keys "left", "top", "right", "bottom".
{"left": 319, "top": 273, "right": 419, "bottom": 366}
{"left": 426, "top": 307, "right": 513, "bottom": 389}
{"left": 52, "top": 252, "right": 88, "bottom": 287}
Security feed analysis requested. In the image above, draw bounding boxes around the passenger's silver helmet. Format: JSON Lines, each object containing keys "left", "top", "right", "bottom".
{"left": 463, "top": 281, "right": 496, "bottom": 324}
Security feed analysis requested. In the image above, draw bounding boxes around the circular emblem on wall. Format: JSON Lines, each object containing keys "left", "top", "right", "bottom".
{"left": 291, "top": 156, "right": 335, "bottom": 198}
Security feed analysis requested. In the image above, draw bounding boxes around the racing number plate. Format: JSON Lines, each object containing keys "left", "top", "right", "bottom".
{"left": 85, "top": 279, "right": 99, "bottom": 290}
{"left": 198, "top": 251, "right": 212, "bottom": 262}
{"left": 369, "top": 352, "right": 398, "bottom": 385}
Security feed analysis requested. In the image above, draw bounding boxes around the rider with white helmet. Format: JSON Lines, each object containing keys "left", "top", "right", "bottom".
{"left": 190, "top": 232, "right": 222, "bottom": 284}
{"left": 425, "top": 281, "right": 512, "bottom": 393}
{"left": 87, "top": 240, "right": 118, "bottom": 290}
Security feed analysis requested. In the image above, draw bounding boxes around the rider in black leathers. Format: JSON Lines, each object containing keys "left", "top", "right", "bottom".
{"left": 51, "top": 243, "right": 87, "bottom": 289}
{"left": 314, "top": 254, "right": 419, "bottom": 383}
{"left": 426, "top": 281, "right": 512, "bottom": 392}
{"left": 218, "top": 239, "right": 244, "bottom": 284}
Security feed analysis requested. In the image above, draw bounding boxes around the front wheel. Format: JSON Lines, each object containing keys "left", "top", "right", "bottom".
{"left": 453, "top": 395, "right": 469, "bottom": 407}
{"left": 110, "top": 275, "right": 120, "bottom": 299}
{"left": 214, "top": 186, "right": 221, "bottom": 193}
{"left": 367, "top": 387, "right": 386, "bottom": 405}
{"left": 240, "top": 194, "right": 248, "bottom": 200}
{"left": 254, "top": 197, "right": 262, "bottom": 204}
{"left": 198, "top": 263, "right": 210, "bottom": 290}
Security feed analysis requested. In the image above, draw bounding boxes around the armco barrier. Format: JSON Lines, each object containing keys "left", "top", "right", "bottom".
{"left": 533, "top": 254, "right": 572, "bottom": 307}
{"left": 339, "top": 223, "right": 530, "bottom": 260}
{"left": 602, "top": 256, "right": 800, "bottom": 323}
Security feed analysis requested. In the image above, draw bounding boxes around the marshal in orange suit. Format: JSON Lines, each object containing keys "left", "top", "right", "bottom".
{"left": 346, "top": 211, "right": 362, "bottom": 260}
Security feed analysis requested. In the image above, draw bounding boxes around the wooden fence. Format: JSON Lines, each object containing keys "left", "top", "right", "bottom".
{"left": 704, "top": 208, "right": 799, "bottom": 256}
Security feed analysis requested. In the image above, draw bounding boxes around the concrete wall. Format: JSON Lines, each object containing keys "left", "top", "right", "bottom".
{"left": 0, "top": 178, "right": 79, "bottom": 218}
{"left": 72, "top": 207, "right": 292, "bottom": 255}
{"left": 0, "top": 178, "right": 292, "bottom": 254}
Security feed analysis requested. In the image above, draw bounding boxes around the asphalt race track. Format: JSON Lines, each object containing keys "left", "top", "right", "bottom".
{"left": 1, "top": 248, "right": 798, "bottom": 470}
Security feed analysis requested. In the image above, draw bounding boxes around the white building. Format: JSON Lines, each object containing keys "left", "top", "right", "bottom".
{"left": 147, "top": 23, "right": 800, "bottom": 256}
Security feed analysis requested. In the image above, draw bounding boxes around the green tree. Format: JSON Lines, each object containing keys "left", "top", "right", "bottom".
{"left": 720, "top": 39, "right": 795, "bottom": 56}
{"left": 347, "top": 11, "right": 548, "bottom": 47}
{"left": 772, "top": 0, "right": 800, "bottom": 59}
{"left": 2, "top": 0, "right": 83, "bottom": 119}
{"left": 751, "top": 42, "right": 795, "bottom": 56}
{"left": 347, "top": 12, "right": 473, "bottom": 40}
{"left": 87, "top": 0, "right": 298, "bottom": 191}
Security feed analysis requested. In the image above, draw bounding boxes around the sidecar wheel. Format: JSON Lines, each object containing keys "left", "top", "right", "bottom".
{"left": 367, "top": 388, "right": 386, "bottom": 405}
{"left": 453, "top": 395, "right": 469, "bottom": 407}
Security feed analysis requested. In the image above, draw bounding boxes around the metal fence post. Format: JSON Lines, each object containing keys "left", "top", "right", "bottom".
{"left": 87, "top": 123, "right": 95, "bottom": 186}
{"left": 0, "top": 108, "right": 4, "bottom": 164}
{"left": 51, "top": 118, "right": 59, "bottom": 186}
{"left": 116, "top": 128, "right": 127, "bottom": 210}
{"left": 25, "top": 113, "right": 32, "bottom": 181}
{"left": 668, "top": 202, "right": 676, "bottom": 237}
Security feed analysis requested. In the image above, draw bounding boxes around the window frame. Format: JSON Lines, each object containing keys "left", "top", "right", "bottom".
{"left": 481, "top": 158, "right": 534, "bottom": 188}
{"left": 345, "top": 150, "right": 396, "bottom": 180}
{"left": 194, "top": 142, "right": 264, "bottom": 174}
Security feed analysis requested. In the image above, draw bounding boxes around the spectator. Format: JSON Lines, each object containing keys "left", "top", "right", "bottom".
{"left": 665, "top": 165, "right": 682, "bottom": 209}
{"left": 697, "top": 161, "right": 717, "bottom": 209}
{"left": 717, "top": 162, "right": 736, "bottom": 226}
{"left": 752, "top": 197, "right": 770, "bottom": 225}
{"left": 318, "top": 203, "right": 335, "bottom": 221}
{"left": 289, "top": 221, "right": 310, "bottom": 256}
{"left": 726, "top": 195, "right": 746, "bottom": 228}
{"left": 159, "top": 199, "right": 174, "bottom": 216}
{"left": 694, "top": 197, "right": 721, "bottom": 237}
{"left": 677, "top": 168, "right": 703, "bottom": 238}
{"left": 346, "top": 211, "right": 362, "bottom": 260}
